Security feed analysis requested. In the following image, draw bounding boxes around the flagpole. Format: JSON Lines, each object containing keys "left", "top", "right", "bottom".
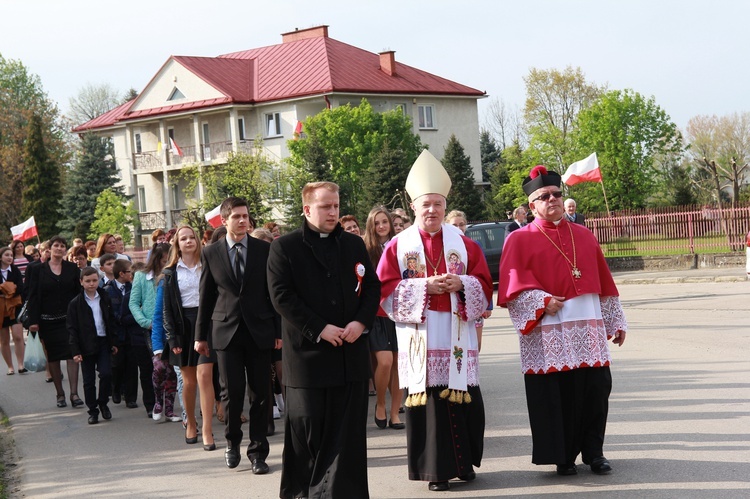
{"left": 599, "top": 173, "right": 612, "bottom": 218}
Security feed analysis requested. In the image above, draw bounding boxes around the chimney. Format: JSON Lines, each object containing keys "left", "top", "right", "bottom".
{"left": 282, "top": 25, "right": 329, "bottom": 43}
{"left": 379, "top": 51, "right": 396, "bottom": 76}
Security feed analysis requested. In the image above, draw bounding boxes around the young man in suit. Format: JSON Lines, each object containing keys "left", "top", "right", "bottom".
{"left": 196, "top": 197, "right": 280, "bottom": 474}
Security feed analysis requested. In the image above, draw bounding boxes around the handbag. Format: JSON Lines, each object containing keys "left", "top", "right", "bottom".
{"left": 23, "top": 331, "right": 47, "bottom": 373}
{"left": 17, "top": 300, "right": 30, "bottom": 329}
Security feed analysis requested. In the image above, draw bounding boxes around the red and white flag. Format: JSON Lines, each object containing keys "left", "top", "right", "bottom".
{"left": 10, "top": 216, "right": 38, "bottom": 241}
{"left": 169, "top": 137, "right": 183, "bottom": 157}
{"left": 562, "top": 152, "right": 602, "bottom": 186}
{"left": 293, "top": 121, "right": 303, "bottom": 140}
{"left": 205, "top": 204, "right": 222, "bottom": 228}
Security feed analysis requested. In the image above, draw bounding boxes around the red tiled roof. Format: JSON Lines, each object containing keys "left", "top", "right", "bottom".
{"left": 75, "top": 30, "right": 484, "bottom": 132}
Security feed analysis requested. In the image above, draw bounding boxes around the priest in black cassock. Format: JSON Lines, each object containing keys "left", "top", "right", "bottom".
{"left": 267, "top": 181, "right": 380, "bottom": 499}
{"left": 377, "top": 150, "right": 493, "bottom": 492}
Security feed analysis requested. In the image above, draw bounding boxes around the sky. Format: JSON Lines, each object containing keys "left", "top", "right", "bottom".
{"left": 2, "top": 0, "right": 748, "bottom": 134}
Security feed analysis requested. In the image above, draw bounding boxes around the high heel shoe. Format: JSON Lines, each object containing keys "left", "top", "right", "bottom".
{"left": 203, "top": 434, "right": 216, "bottom": 451}
{"left": 185, "top": 426, "right": 198, "bottom": 444}
{"left": 70, "top": 395, "right": 84, "bottom": 408}
{"left": 56, "top": 394, "right": 67, "bottom": 408}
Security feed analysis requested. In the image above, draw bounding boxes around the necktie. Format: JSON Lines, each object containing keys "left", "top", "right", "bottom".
{"left": 234, "top": 243, "right": 245, "bottom": 282}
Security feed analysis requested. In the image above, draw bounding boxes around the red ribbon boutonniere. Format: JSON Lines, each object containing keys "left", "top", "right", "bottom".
{"left": 354, "top": 263, "right": 365, "bottom": 296}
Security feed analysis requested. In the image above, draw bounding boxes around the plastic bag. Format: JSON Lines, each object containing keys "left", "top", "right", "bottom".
{"left": 23, "top": 331, "right": 47, "bottom": 373}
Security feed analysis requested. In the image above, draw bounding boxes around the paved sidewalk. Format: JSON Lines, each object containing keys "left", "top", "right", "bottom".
{"left": 1, "top": 278, "right": 749, "bottom": 498}
{"left": 612, "top": 266, "right": 747, "bottom": 284}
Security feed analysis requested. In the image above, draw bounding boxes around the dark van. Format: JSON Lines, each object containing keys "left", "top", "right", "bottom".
{"left": 465, "top": 221, "right": 512, "bottom": 282}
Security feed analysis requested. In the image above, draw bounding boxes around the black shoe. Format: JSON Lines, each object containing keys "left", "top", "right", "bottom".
{"left": 126, "top": 401, "right": 138, "bottom": 409}
{"left": 147, "top": 411, "right": 153, "bottom": 419}
{"left": 88, "top": 414, "right": 99, "bottom": 425}
{"left": 70, "top": 395, "right": 84, "bottom": 408}
{"left": 250, "top": 458, "right": 269, "bottom": 475}
{"left": 185, "top": 428, "right": 198, "bottom": 445}
{"left": 100, "top": 405, "right": 112, "bottom": 420}
{"left": 388, "top": 419, "right": 405, "bottom": 430}
{"left": 56, "top": 395, "right": 67, "bottom": 408}
{"left": 225, "top": 445, "right": 241, "bottom": 469}
{"left": 203, "top": 442, "right": 216, "bottom": 451}
{"left": 458, "top": 471, "right": 476, "bottom": 481}
{"left": 428, "top": 481, "right": 449, "bottom": 491}
{"left": 374, "top": 411, "right": 387, "bottom": 429}
{"left": 112, "top": 392, "right": 121, "bottom": 404}
{"left": 266, "top": 421, "right": 275, "bottom": 436}
{"left": 590, "top": 456, "right": 612, "bottom": 475}
{"left": 556, "top": 463, "right": 577, "bottom": 476}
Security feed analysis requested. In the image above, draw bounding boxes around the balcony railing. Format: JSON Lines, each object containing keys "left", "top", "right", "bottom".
{"left": 139, "top": 211, "right": 167, "bottom": 231}
{"left": 134, "top": 139, "right": 260, "bottom": 171}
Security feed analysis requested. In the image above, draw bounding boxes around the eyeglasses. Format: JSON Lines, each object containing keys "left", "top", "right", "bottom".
{"left": 532, "top": 191, "right": 563, "bottom": 203}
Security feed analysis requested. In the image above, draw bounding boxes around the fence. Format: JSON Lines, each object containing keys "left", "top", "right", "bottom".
{"left": 586, "top": 204, "right": 750, "bottom": 257}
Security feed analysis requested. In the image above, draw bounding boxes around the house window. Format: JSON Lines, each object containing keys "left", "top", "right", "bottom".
{"left": 138, "top": 186, "right": 146, "bottom": 211}
{"left": 202, "top": 123, "right": 211, "bottom": 161}
{"left": 418, "top": 104, "right": 436, "bottom": 129}
{"left": 238, "top": 117, "right": 246, "bottom": 141}
{"left": 168, "top": 128, "right": 175, "bottom": 141}
{"left": 265, "top": 112, "right": 281, "bottom": 137}
{"left": 395, "top": 103, "right": 407, "bottom": 116}
{"left": 168, "top": 87, "right": 185, "bottom": 101}
{"left": 134, "top": 133, "right": 142, "bottom": 154}
{"left": 171, "top": 184, "right": 179, "bottom": 208}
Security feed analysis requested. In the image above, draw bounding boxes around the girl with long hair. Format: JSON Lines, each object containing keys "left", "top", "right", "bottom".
{"left": 0, "top": 246, "right": 25, "bottom": 374}
{"left": 162, "top": 226, "right": 216, "bottom": 450}
{"left": 363, "top": 206, "right": 404, "bottom": 429}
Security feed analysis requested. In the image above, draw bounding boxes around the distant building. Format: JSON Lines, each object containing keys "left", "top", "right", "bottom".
{"left": 74, "top": 25, "right": 486, "bottom": 247}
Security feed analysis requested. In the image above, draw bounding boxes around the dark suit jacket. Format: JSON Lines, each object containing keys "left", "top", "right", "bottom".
{"left": 196, "top": 235, "right": 277, "bottom": 351}
{"left": 505, "top": 221, "right": 524, "bottom": 237}
{"left": 67, "top": 288, "right": 117, "bottom": 357}
{"left": 567, "top": 213, "right": 586, "bottom": 225}
{"left": 267, "top": 222, "right": 380, "bottom": 388}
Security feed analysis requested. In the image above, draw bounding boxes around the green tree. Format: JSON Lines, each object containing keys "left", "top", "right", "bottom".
{"left": 60, "top": 133, "right": 122, "bottom": 240}
{"left": 0, "top": 54, "right": 70, "bottom": 238}
{"left": 282, "top": 133, "right": 333, "bottom": 227}
{"left": 571, "top": 89, "right": 683, "bottom": 211}
{"left": 487, "top": 142, "right": 530, "bottom": 218}
{"left": 360, "top": 140, "right": 411, "bottom": 218}
{"left": 524, "top": 66, "right": 603, "bottom": 168}
{"left": 89, "top": 189, "right": 139, "bottom": 243}
{"left": 22, "top": 114, "right": 61, "bottom": 238}
{"left": 286, "top": 100, "right": 422, "bottom": 221}
{"left": 179, "top": 143, "right": 275, "bottom": 231}
{"left": 442, "top": 135, "right": 484, "bottom": 220}
{"left": 479, "top": 130, "right": 501, "bottom": 183}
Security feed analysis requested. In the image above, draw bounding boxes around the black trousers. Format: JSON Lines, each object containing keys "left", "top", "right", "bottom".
{"left": 280, "top": 381, "right": 369, "bottom": 499}
{"left": 524, "top": 366, "right": 612, "bottom": 465}
{"left": 81, "top": 337, "right": 113, "bottom": 416}
{"left": 216, "top": 322, "right": 271, "bottom": 459}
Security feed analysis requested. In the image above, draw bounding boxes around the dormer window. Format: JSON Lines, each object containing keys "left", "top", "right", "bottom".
{"left": 168, "top": 87, "right": 186, "bottom": 101}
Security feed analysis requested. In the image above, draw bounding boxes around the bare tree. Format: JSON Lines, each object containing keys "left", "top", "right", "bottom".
{"left": 482, "top": 97, "right": 525, "bottom": 150}
{"left": 67, "top": 83, "right": 122, "bottom": 126}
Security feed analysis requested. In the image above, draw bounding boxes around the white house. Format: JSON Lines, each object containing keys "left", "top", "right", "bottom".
{"left": 74, "top": 25, "right": 487, "bottom": 248}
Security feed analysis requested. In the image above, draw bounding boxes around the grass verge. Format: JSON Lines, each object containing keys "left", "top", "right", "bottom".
{"left": 0, "top": 410, "right": 20, "bottom": 498}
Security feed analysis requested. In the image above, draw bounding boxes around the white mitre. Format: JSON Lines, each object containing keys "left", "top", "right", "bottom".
{"left": 405, "top": 149, "right": 452, "bottom": 200}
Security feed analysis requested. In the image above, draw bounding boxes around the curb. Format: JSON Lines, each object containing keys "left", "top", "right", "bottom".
{"left": 614, "top": 275, "right": 747, "bottom": 285}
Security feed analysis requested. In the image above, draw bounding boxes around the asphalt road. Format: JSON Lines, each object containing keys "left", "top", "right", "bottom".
{"left": 1, "top": 272, "right": 749, "bottom": 498}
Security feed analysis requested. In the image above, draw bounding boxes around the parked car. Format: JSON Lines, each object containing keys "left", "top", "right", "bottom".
{"left": 465, "top": 221, "right": 512, "bottom": 283}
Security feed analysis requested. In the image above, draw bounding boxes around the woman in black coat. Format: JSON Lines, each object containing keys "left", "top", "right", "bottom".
{"left": 27, "top": 236, "right": 83, "bottom": 408}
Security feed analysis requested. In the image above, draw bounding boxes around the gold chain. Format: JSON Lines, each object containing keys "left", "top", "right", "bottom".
{"left": 425, "top": 251, "right": 444, "bottom": 276}
{"left": 532, "top": 221, "right": 582, "bottom": 279}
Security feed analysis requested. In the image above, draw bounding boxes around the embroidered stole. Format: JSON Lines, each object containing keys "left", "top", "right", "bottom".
{"left": 392, "top": 225, "right": 472, "bottom": 405}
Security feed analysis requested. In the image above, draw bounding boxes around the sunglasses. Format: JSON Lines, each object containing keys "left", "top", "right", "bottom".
{"left": 532, "top": 191, "right": 563, "bottom": 203}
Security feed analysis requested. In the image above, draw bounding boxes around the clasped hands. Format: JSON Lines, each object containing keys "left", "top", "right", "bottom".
{"left": 320, "top": 321, "right": 365, "bottom": 347}
{"left": 426, "top": 273, "right": 463, "bottom": 295}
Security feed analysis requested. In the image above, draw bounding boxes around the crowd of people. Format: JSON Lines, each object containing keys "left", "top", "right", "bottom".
{"left": 1, "top": 152, "right": 627, "bottom": 497}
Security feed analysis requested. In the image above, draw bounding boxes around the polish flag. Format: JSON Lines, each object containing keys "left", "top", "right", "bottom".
{"left": 10, "top": 216, "right": 38, "bottom": 241}
{"left": 562, "top": 152, "right": 602, "bottom": 186}
{"left": 293, "top": 121, "right": 303, "bottom": 139}
{"left": 204, "top": 204, "right": 222, "bottom": 228}
{"left": 169, "top": 137, "right": 183, "bottom": 157}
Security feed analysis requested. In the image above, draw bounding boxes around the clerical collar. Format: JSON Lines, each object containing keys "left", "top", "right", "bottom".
{"left": 418, "top": 227, "right": 442, "bottom": 237}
